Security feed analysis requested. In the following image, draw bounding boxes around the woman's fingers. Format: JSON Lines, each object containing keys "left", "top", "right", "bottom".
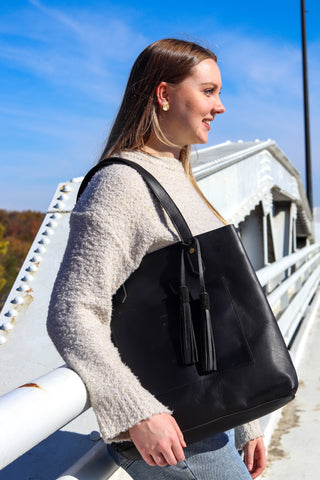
{"left": 243, "top": 437, "right": 266, "bottom": 479}
{"left": 143, "top": 454, "right": 157, "bottom": 466}
{"left": 171, "top": 442, "right": 186, "bottom": 464}
{"left": 153, "top": 453, "right": 172, "bottom": 467}
{"left": 129, "top": 413, "right": 186, "bottom": 466}
{"left": 172, "top": 416, "right": 187, "bottom": 448}
{"left": 140, "top": 444, "right": 180, "bottom": 467}
{"left": 158, "top": 441, "right": 183, "bottom": 466}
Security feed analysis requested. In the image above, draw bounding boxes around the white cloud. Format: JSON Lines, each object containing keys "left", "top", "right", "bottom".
{"left": 0, "top": 1, "right": 147, "bottom": 104}
{"left": 214, "top": 31, "right": 303, "bottom": 96}
{"left": 207, "top": 30, "right": 319, "bottom": 188}
{"left": 0, "top": 3, "right": 319, "bottom": 209}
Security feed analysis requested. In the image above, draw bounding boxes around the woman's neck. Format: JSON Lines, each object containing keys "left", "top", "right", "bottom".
{"left": 143, "top": 133, "right": 182, "bottom": 160}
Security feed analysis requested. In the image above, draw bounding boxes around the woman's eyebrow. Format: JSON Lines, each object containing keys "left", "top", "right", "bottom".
{"left": 199, "top": 82, "right": 222, "bottom": 88}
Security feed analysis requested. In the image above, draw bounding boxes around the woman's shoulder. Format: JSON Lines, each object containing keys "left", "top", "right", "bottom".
{"left": 74, "top": 160, "right": 150, "bottom": 215}
{"left": 88, "top": 158, "right": 147, "bottom": 191}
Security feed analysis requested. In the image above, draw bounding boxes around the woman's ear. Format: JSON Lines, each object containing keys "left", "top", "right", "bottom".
{"left": 155, "top": 82, "right": 169, "bottom": 109}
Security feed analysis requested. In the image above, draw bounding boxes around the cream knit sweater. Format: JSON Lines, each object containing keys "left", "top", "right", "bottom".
{"left": 47, "top": 150, "right": 262, "bottom": 450}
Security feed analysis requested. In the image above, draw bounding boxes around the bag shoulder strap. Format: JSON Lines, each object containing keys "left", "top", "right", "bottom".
{"left": 78, "top": 157, "right": 218, "bottom": 371}
{"left": 77, "top": 157, "right": 194, "bottom": 246}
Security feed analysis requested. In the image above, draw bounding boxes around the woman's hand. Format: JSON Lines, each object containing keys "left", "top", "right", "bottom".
{"left": 129, "top": 413, "right": 186, "bottom": 467}
{"left": 243, "top": 436, "right": 266, "bottom": 479}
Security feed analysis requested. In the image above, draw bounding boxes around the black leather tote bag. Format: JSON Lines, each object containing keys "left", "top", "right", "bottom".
{"left": 77, "top": 157, "right": 298, "bottom": 458}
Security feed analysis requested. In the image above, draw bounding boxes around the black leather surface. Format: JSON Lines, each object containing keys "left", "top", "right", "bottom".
{"left": 78, "top": 158, "right": 299, "bottom": 460}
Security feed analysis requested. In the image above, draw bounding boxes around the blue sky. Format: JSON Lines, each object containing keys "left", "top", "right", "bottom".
{"left": 0, "top": 0, "right": 319, "bottom": 211}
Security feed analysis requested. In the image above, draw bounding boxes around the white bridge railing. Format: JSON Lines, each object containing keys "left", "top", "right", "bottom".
{"left": 0, "top": 243, "right": 319, "bottom": 478}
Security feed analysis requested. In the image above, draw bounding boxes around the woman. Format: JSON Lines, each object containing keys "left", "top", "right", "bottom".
{"left": 47, "top": 38, "right": 266, "bottom": 479}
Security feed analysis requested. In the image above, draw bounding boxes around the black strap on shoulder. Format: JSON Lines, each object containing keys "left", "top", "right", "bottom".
{"left": 77, "top": 157, "right": 195, "bottom": 246}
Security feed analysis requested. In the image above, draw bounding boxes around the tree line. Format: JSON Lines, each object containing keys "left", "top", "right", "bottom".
{"left": 0, "top": 210, "right": 45, "bottom": 310}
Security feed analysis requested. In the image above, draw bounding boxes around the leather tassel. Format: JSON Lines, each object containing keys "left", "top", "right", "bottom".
{"left": 200, "top": 292, "right": 217, "bottom": 372}
{"left": 179, "top": 285, "right": 198, "bottom": 365}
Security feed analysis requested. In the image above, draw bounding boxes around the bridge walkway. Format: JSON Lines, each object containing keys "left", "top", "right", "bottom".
{"left": 262, "top": 290, "right": 320, "bottom": 479}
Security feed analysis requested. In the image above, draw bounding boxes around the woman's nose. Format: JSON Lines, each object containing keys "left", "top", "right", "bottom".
{"left": 214, "top": 98, "right": 225, "bottom": 114}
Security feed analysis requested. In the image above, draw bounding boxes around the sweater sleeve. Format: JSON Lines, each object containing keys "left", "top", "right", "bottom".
{"left": 47, "top": 164, "right": 172, "bottom": 443}
{"left": 235, "top": 420, "right": 263, "bottom": 450}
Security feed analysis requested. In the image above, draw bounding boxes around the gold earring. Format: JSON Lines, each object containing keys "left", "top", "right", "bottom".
{"left": 162, "top": 102, "right": 170, "bottom": 112}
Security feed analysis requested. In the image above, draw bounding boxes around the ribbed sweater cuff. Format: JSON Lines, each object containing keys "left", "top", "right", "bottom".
{"left": 235, "top": 420, "right": 263, "bottom": 450}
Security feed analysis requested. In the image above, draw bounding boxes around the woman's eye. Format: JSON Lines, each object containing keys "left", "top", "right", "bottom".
{"left": 204, "top": 89, "right": 214, "bottom": 96}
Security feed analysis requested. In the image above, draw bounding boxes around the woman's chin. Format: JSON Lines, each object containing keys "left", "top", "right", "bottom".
{"left": 197, "top": 137, "right": 209, "bottom": 145}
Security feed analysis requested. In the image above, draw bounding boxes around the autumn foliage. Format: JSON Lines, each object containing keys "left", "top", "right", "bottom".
{"left": 0, "top": 210, "right": 45, "bottom": 310}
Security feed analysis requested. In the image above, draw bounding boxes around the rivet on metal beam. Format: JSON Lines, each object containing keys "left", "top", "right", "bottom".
{"left": 53, "top": 202, "right": 65, "bottom": 209}
{"left": 17, "top": 284, "right": 29, "bottom": 292}
{"left": 0, "top": 335, "right": 6, "bottom": 345}
{"left": 38, "top": 238, "right": 50, "bottom": 245}
{"left": 30, "top": 255, "right": 42, "bottom": 263}
{"left": 5, "top": 309, "right": 18, "bottom": 318}
{"left": 34, "top": 246, "right": 46, "bottom": 254}
{"left": 57, "top": 194, "right": 67, "bottom": 201}
{"left": 21, "top": 274, "right": 33, "bottom": 282}
{"left": 42, "top": 230, "right": 54, "bottom": 236}
{"left": 89, "top": 431, "right": 101, "bottom": 441}
{"left": 61, "top": 185, "right": 72, "bottom": 192}
{"left": 1, "top": 322, "right": 13, "bottom": 331}
{"left": 50, "top": 213, "right": 61, "bottom": 219}
{"left": 46, "top": 221, "right": 58, "bottom": 228}
{"left": 11, "top": 297, "right": 23, "bottom": 305}
{"left": 71, "top": 177, "right": 83, "bottom": 182}
{"left": 26, "top": 265, "right": 38, "bottom": 273}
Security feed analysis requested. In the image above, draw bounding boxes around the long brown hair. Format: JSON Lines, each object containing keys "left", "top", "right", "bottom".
{"left": 100, "top": 38, "right": 227, "bottom": 224}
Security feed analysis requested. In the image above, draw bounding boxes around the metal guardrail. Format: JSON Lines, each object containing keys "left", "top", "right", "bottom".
{"left": 56, "top": 441, "right": 118, "bottom": 480}
{"left": 0, "top": 367, "right": 89, "bottom": 471}
{"left": 0, "top": 244, "right": 319, "bottom": 477}
{"left": 256, "top": 244, "right": 320, "bottom": 344}
{"left": 256, "top": 243, "right": 319, "bottom": 289}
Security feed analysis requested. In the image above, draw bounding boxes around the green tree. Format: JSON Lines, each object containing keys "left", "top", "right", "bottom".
{"left": 0, "top": 224, "right": 9, "bottom": 293}
{"left": 0, "top": 211, "right": 44, "bottom": 310}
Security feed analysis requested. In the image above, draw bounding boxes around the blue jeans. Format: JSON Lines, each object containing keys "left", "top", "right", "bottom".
{"left": 108, "top": 431, "right": 251, "bottom": 480}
